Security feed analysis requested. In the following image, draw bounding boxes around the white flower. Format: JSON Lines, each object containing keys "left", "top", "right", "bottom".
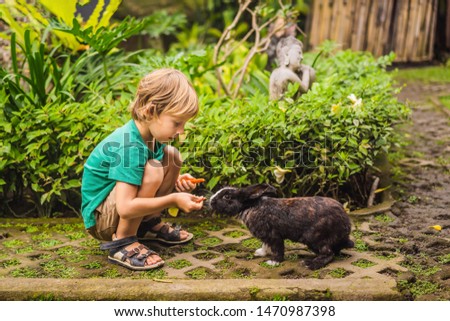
{"left": 273, "top": 166, "right": 291, "bottom": 184}
{"left": 347, "top": 94, "right": 362, "bottom": 108}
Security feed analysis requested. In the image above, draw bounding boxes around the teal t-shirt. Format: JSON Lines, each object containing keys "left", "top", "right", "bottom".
{"left": 81, "top": 120, "right": 165, "bottom": 229}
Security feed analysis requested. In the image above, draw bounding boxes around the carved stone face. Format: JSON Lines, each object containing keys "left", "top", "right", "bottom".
{"left": 285, "top": 44, "right": 303, "bottom": 70}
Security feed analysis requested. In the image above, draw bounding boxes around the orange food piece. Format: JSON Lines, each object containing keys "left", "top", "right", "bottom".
{"left": 195, "top": 197, "right": 207, "bottom": 203}
{"left": 182, "top": 177, "right": 205, "bottom": 184}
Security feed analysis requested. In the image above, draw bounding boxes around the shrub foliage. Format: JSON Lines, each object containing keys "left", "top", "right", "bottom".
{"left": 0, "top": 10, "right": 409, "bottom": 216}
{"left": 179, "top": 51, "right": 409, "bottom": 205}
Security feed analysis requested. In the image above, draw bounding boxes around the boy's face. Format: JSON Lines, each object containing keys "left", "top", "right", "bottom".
{"left": 147, "top": 112, "right": 191, "bottom": 143}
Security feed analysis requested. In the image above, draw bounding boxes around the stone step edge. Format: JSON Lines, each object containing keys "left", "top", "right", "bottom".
{"left": 0, "top": 277, "right": 402, "bottom": 301}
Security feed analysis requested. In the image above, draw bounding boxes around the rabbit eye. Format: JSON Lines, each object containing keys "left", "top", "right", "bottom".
{"left": 223, "top": 194, "right": 231, "bottom": 200}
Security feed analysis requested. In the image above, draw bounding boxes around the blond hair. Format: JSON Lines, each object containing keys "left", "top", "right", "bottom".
{"left": 130, "top": 68, "right": 198, "bottom": 121}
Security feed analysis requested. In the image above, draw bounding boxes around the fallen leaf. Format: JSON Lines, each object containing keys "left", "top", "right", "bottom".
{"left": 168, "top": 207, "right": 179, "bottom": 217}
{"left": 429, "top": 225, "right": 442, "bottom": 231}
{"left": 375, "top": 185, "right": 391, "bottom": 193}
{"left": 153, "top": 278, "right": 173, "bottom": 283}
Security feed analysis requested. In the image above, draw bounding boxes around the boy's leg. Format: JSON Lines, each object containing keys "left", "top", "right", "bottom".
{"left": 141, "top": 146, "right": 190, "bottom": 240}
{"left": 115, "top": 158, "right": 164, "bottom": 237}
{"left": 114, "top": 159, "right": 165, "bottom": 265}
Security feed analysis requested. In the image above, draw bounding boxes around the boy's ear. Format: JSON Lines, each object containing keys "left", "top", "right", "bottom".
{"left": 142, "top": 103, "right": 156, "bottom": 120}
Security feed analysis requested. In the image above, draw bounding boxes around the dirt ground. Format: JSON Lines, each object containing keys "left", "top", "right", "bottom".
{"left": 365, "top": 81, "right": 450, "bottom": 300}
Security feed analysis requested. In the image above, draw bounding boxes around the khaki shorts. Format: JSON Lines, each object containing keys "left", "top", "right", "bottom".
{"left": 87, "top": 186, "right": 119, "bottom": 241}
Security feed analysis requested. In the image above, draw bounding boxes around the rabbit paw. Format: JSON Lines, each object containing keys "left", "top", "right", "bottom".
{"left": 265, "top": 260, "right": 280, "bottom": 266}
{"left": 254, "top": 243, "right": 271, "bottom": 257}
{"left": 304, "top": 258, "right": 327, "bottom": 270}
{"left": 305, "top": 255, "right": 333, "bottom": 270}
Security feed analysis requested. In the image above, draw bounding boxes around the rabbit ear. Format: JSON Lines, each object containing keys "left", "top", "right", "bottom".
{"left": 241, "top": 184, "right": 278, "bottom": 200}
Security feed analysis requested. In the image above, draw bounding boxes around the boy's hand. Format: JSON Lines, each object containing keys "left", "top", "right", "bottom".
{"left": 174, "top": 193, "right": 205, "bottom": 213}
{"left": 175, "top": 174, "right": 204, "bottom": 192}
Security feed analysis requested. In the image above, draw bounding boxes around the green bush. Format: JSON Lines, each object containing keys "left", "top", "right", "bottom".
{"left": 0, "top": 32, "right": 134, "bottom": 217}
{"left": 1, "top": 7, "right": 409, "bottom": 216}
{"left": 0, "top": 8, "right": 187, "bottom": 217}
{"left": 178, "top": 50, "right": 409, "bottom": 207}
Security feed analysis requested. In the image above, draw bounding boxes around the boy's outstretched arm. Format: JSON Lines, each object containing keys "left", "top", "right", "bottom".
{"left": 115, "top": 181, "right": 204, "bottom": 219}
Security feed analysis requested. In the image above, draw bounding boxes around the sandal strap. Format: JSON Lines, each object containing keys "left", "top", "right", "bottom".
{"left": 99, "top": 236, "right": 138, "bottom": 251}
{"left": 119, "top": 243, "right": 158, "bottom": 257}
{"left": 156, "top": 223, "right": 182, "bottom": 241}
{"left": 112, "top": 243, "right": 160, "bottom": 267}
{"left": 137, "top": 217, "right": 162, "bottom": 238}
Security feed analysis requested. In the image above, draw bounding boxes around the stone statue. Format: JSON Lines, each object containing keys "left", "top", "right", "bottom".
{"left": 269, "top": 36, "right": 316, "bottom": 100}
{"left": 266, "top": 17, "right": 297, "bottom": 70}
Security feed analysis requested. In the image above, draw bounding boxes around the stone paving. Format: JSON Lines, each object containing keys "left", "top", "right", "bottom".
{"left": 0, "top": 216, "right": 405, "bottom": 300}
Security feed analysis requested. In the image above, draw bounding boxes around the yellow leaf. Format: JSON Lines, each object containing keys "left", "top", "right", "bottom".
{"left": 375, "top": 185, "right": 391, "bottom": 194}
{"left": 39, "top": 0, "right": 77, "bottom": 25}
{"left": 429, "top": 225, "right": 442, "bottom": 231}
{"left": 178, "top": 133, "right": 187, "bottom": 143}
{"left": 331, "top": 104, "right": 341, "bottom": 114}
{"left": 168, "top": 207, "right": 179, "bottom": 217}
{"left": 273, "top": 166, "right": 291, "bottom": 184}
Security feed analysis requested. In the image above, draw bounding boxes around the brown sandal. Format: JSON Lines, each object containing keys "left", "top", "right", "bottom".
{"left": 138, "top": 221, "right": 193, "bottom": 245}
{"left": 100, "top": 236, "right": 164, "bottom": 270}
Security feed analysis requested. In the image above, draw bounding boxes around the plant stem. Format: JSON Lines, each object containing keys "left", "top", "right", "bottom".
{"left": 102, "top": 56, "right": 111, "bottom": 88}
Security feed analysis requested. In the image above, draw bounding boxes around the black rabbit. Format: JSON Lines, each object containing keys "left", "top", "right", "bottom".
{"left": 209, "top": 183, "right": 354, "bottom": 270}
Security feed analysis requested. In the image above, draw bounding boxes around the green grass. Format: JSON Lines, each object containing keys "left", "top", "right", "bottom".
{"left": 374, "top": 214, "right": 395, "bottom": 223}
{"left": 185, "top": 267, "right": 211, "bottom": 279}
{"left": 66, "top": 232, "right": 87, "bottom": 241}
{"left": 438, "top": 253, "right": 450, "bottom": 264}
{"left": 398, "top": 279, "right": 440, "bottom": 298}
{"left": 15, "top": 246, "right": 34, "bottom": 254}
{"left": 352, "top": 231, "right": 369, "bottom": 252}
{"left": 56, "top": 246, "right": 87, "bottom": 262}
{"left": 223, "top": 230, "right": 247, "bottom": 238}
{"left": 401, "top": 262, "right": 441, "bottom": 276}
{"left": 351, "top": 259, "right": 376, "bottom": 268}
{"left": 31, "top": 232, "right": 52, "bottom": 241}
{"left": 328, "top": 268, "right": 351, "bottom": 278}
{"left": 40, "top": 260, "right": 77, "bottom": 278}
{"left": 25, "top": 226, "right": 40, "bottom": 233}
{"left": 2, "top": 258, "right": 21, "bottom": 268}
{"left": 38, "top": 239, "right": 63, "bottom": 248}
{"left": 79, "top": 238, "right": 101, "bottom": 248}
{"left": 394, "top": 65, "right": 450, "bottom": 83}
{"left": 101, "top": 268, "right": 122, "bottom": 278}
{"left": 34, "top": 253, "right": 52, "bottom": 260}
{"left": 167, "top": 259, "right": 192, "bottom": 269}
{"left": 374, "top": 252, "right": 397, "bottom": 260}
{"left": 2, "top": 239, "right": 25, "bottom": 248}
{"left": 194, "top": 252, "right": 220, "bottom": 260}
{"left": 230, "top": 267, "right": 254, "bottom": 279}
{"left": 199, "top": 237, "right": 222, "bottom": 247}
{"left": 0, "top": 251, "right": 8, "bottom": 259}
{"left": 241, "top": 237, "right": 262, "bottom": 249}
{"left": 10, "top": 267, "right": 40, "bottom": 278}
{"left": 439, "top": 95, "right": 450, "bottom": 110}
{"left": 138, "top": 269, "right": 167, "bottom": 280}
{"left": 81, "top": 261, "right": 103, "bottom": 269}
{"left": 214, "top": 259, "right": 235, "bottom": 270}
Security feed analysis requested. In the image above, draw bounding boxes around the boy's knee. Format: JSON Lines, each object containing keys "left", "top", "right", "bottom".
{"left": 142, "top": 159, "right": 164, "bottom": 186}
{"left": 164, "top": 146, "right": 183, "bottom": 168}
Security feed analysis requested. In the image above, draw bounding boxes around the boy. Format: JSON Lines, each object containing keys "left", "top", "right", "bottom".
{"left": 81, "top": 68, "right": 204, "bottom": 271}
